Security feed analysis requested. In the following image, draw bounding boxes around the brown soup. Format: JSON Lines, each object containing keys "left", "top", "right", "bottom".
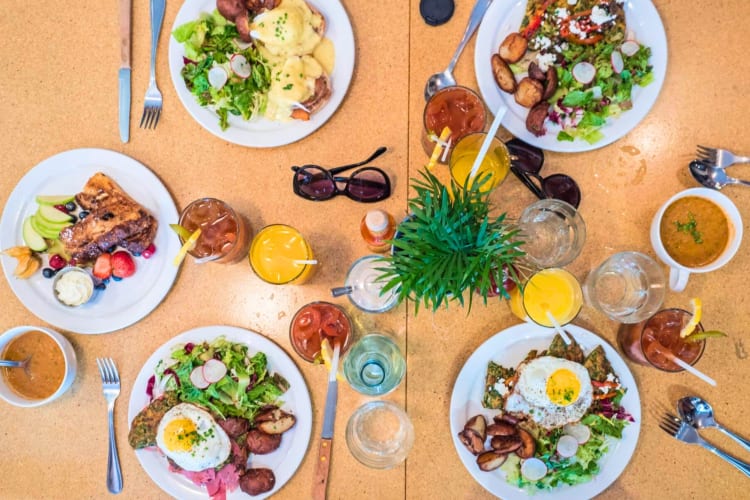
{"left": 2, "top": 331, "right": 66, "bottom": 400}
{"left": 660, "top": 196, "right": 730, "bottom": 267}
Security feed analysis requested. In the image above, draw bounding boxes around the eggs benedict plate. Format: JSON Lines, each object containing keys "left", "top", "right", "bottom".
{"left": 450, "top": 323, "right": 640, "bottom": 499}
{"left": 168, "top": 0, "right": 354, "bottom": 147}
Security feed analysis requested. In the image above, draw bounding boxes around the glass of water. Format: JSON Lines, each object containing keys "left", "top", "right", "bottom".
{"left": 345, "top": 255, "right": 399, "bottom": 313}
{"left": 583, "top": 251, "right": 666, "bottom": 323}
{"left": 345, "top": 400, "right": 414, "bottom": 469}
{"left": 343, "top": 333, "right": 405, "bottom": 396}
{"left": 518, "top": 198, "right": 586, "bottom": 268}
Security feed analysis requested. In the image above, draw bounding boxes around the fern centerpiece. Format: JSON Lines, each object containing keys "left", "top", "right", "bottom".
{"left": 379, "top": 169, "right": 525, "bottom": 313}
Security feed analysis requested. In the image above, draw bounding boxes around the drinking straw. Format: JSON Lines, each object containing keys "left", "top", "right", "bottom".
{"left": 468, "top": 105, "right": 508, "bottom": 181}
{"left": 545, "top": 311, "right": 573, "bottom": 345}
{"left": 667, "top": 353, "right": 717, "bottom": 386}
{"left": 294, "top": 259, "right": 318, "bottom": 265}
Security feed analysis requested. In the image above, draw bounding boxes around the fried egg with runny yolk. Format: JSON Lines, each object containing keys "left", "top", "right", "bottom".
{"left": 504, "top": 356, "right": 593, "bottom": 429}
{"left": 155, "top": 403, "right": 231, "bottom": 471}
{"left": 250, "top": 0, "right": 324, "bottom": 58}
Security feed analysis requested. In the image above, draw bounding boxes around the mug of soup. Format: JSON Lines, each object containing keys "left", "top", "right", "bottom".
{"left": 651, "top": 188, "right": 742, "bottom": 291}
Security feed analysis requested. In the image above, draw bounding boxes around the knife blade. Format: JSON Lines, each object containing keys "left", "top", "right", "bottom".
{"left": 312, "top": 343, "right": 340, "bottom": 500}
{"left": 119, "top": 0, "right": 132, "bottom": 143}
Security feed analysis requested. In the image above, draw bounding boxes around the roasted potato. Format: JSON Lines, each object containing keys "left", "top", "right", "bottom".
{"left": 498, "top": 33, "right": 528, "bottom": 63}
{"left": 528, "top": 61, "right": 546, "bottom": 81}
{"left": 239, "top": 468, "right": 276, "bottom": 496}
{"left": 246, "top": 428, "right": 282, "bottom": 455}
{"left": 526, "top": 102, "right": 549, "bottom": 137}
{"left": 217, "top": 0, "right": 246, "bottom": 20}
{"left": 490, "top": 435, "right": 523, "bottom": 454}
{"left": 486, "top": 422, "right": 516, "bottom": 437}
{"left": 464, "top": 414, "right": 487, "bottom": 441}
{"left": 477, "top": 451, "right": 507, "bottom": 471}
{"left": 235, "top": 10, "right": 252, "bottom": 42}
{"left": 494, "top": 413, "right": 519, "bottom": 425}
{"left": 491, "top": 54, "right": 517, "bottom": 94}
{"left": 514, "top": 77, "right": 544, "bottom": 108}
{"left": 515, "top": 428, "right": 537, "bottom": 459}
{"left": 458, "top": 429, "right": 485, "bottom": 455}
{"left": 542, "top": 66, "right": 558, "bottom": 100}
{"left": 255, "top": 408, "right": 297, "bottom": 435}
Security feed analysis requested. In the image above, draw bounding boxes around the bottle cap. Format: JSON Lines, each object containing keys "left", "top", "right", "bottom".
{"left": 365, "top": 210, "right": 389, "bottom": 233}
{"left": 420, "top": 0, "right": 455, "bottom": 27}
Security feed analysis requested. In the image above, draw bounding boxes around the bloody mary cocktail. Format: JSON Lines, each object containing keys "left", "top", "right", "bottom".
{"left": 289, "top": 302, "right": 352, "bottom": 363}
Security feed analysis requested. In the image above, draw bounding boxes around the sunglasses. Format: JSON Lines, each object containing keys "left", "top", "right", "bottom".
{"left": 506, "top": 138, "right": 581, "bottom": 209}
{"left": 291, "top": 147, "right": 391, "bottom": 202}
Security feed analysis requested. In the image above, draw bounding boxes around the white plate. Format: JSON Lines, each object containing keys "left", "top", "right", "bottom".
{"left": 0, "top": 149, "right": 180, "bottom": 334}
{"left": 474, "top": 0, "right": 668, "bottom": 152}
{"left": 450, "top": 323, "right": 641, "bottom": 499}
{"left": 169, "top": 0, "right": 355, "bottom": 147}
{"left": 128, "top": 326, "right": 313, "bottom": 499}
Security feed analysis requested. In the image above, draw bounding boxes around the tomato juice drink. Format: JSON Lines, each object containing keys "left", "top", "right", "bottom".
{"left": 178, "top": 198, "right": 250, "bottom": 264}
{"left": 249, "top": 224, "right": 314, "bottom": 285}
{"left": 617, "top": 308, "right": 705, "bottom": 372}
{"left": 289, "top": 302, "right": 353, "bottom": 363}
{"left": 422, "top": 86, "right": 487, "bottom": 162}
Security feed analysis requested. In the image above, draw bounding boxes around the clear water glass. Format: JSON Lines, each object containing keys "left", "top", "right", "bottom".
{"left": 343, "top": 333, "right": 405, "bottom": 396}
{"left": 345, "top": 255, "right": 399, "bottom": 313}
{"left": 584, "top": 251, "right": 666, "bottom": 323}
{"left": 345, "top": 400, "right": 414, "bottom": 469}
{"left": 518, "top": 198, "right": 586, "bottom": 268}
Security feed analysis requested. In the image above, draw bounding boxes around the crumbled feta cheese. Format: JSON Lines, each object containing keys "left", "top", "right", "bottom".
{"left": 493, "top": 379, "right": 509, "bottom": 397}
{"left": 535, "top": 35, "right": 553, "bottom": 50}
{"left": 555, "top": 8, "right": 569, "bottom": 20}
{"left": 600, "top": 385, "right": 611, "bottom": 394}
{"left": 591, "top": 5, "right": 616, "bottom": 25}
{"left": 569, "top": 21, "right": 584, "bottom": 38}
{"left": 606, "top": 372, "right": 616, "bottom": 383}
{"left": 567, "top": 0, "right": 578, "bottom": 5}
{"left": 536, "top": 52, "right": 557, "bottom": 72}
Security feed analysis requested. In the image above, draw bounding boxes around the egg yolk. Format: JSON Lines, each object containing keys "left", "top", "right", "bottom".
{"left": 162, "top": 417, "right": 199, "bottom": 452}
{"left": 546, "top": 369, "right": 581, "bottom": 406}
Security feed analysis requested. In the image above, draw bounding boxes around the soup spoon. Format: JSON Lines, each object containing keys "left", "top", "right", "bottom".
{"left": 678, "top": 396, "right": 750, "bottom": 452}
{"left": 0, "top": 357, "right": 31, "bottom": 374}
{"left": 689, "top": 160, "right": 750, "bottom": 190}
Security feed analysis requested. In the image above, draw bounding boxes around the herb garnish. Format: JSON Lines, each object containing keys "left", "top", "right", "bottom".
{"left": 674, "top": 212, "right": 703, "bottom": 244}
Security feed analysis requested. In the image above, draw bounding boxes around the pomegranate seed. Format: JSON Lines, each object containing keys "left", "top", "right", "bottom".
{"left": 54, "top": 204, "right": 69, "bottom": 213}
{"left": 68, "top": 258, "right": 78, "bottom": 267}
{"left": 142, "top": 243, "right": 156, "bottom": 259}
{"left": 48, "top": 254, "right": 66, "bottom": 270}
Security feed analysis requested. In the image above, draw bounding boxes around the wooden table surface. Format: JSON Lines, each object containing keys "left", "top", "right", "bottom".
{"left": 1, "top": 1, "right": 749, "bottom": 498}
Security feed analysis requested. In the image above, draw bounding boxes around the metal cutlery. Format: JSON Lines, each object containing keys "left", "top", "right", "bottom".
{"left": 312, "top": 342, "right": 340, "bottom": 500}
{"left": 118, "top": 0, "right": 132, "bottom": 142}
{"left": 96, "top": 358, "right": 123, "bottom": 494}
{"left": 139, "top": 0, "right": 166, "bottom": 129}
{"left": 696, "top": 145, "right": 750, "bottom": 169}
{"left": 689, "top": 160, "right": 750, "bottom": 190}
{"left": 659, "top": 411, "right": 750, "bottom": 479}
{"left": 678, "top": 396, "right": 750, "bottom": 453}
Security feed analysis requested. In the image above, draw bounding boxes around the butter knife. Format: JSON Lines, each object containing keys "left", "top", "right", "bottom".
{"left": 118, "top": 0, "right": 132, "bottom": 143}
{"left": 312, "top": 342, "right": 340, "bottom": 500}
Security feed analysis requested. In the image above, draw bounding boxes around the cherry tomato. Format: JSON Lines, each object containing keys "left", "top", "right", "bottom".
{"left": 294, "top": 308, "right": 321, "bottom": 340}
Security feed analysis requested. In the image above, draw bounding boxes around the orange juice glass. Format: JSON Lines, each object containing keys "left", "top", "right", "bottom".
{"left": 449, "top": 132, "right": 510, "bottom": 193}
{"left": 522, "top": 268, "right": 582, "bottom": 327}
{"left": 249, "top": 224, "right": 315, "bottom": 285}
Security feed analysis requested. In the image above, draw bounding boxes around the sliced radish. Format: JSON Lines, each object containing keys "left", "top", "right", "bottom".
{"left": 208, "top": 66, "right": 228, "bottom": 90}
{"left": 621, "top": 40, "right": 640, "bottom": 57}
{"left": 590, "top": 86, "right": 602, "bottom": 99}
{"left": 626, "top": 29, "right": 637, "bottom": 41}
{"left": 233, "top": 38, "right": 253, "bottom": 50}
{"left": 572, "top": 62, "right": 596, "bottom": 84}
{"left": 190, "top": 366, "right": 210, "bottom": 389}
{"left": 556, "top": 434, "right": 579, "bottom": 457}
{"left": 202, "top": 359, "right": 228, "bottom": 383}
{"left": 563, "top": 423, "right": 591, "bottom": 444}
{"left": 230, "top": 54, "right": 251, "bottom": 79}
{"left": 610, "top": 50, "right": 624, "bottom": 74}
{"left": 520, "top": 458, "right": 548, "bottom": 480}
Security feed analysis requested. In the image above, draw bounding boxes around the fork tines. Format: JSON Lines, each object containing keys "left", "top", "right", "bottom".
{"left": 696, "top": 145, "right": 717, "bottom": 162}
{"left": 96, "top": 357, "right": 120, "bottom": 384}
{"left": 658, "top": 412, "right": 683, "bottom": 436}
{"left": 139, "top": 107, "right": 161, "bottom": 129}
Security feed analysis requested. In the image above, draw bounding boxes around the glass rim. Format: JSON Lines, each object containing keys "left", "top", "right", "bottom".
{"left": 178, "top": 197, "right": 241, "bottom": 259}
{"left": 344, "top": 255, "right": 399, "bottom": 313}
{"left": 249, "top": 224, "right": 312, "bottom": 285}
{"left": 422, "top": 85, "right": 487, "bottom": 134}
{"left": 522, "top": 267, "right": 583, "bottom": 327}
{"left": 288, "top": 301, "right": 353, "bottom": 363}
{"left": 639, "top": 307, "right": 706, "bottom": 372}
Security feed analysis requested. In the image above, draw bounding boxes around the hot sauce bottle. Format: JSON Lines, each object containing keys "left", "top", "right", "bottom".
{"left": 360, "top": 209, "right": 396, "bottom": 253}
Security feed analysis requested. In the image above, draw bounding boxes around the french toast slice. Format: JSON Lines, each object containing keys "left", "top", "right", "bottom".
{"left": 59, "top": 173, "right": 157, "bottom": 263}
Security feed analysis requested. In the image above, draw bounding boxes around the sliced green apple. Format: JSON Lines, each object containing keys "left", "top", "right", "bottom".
{"left": 35, "top": 194, "right": 75, "bottom": 206}
{"left": 37, "top": 204, "right": 75, "bottom": 224}
{"left": 22, "top": 217, "right": 47, "bottom": 252}
{"left": 30, "top": 215, "right": 65, "bottom": 240}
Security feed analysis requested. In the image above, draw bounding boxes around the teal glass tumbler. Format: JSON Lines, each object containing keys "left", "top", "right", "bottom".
{"left": 343, "top": 333, "right": 405, "bottom": 396}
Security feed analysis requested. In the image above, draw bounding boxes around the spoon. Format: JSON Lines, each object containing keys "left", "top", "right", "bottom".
{"left": 689, "top": 160, "right": 750, "bottom": 190}
{"left": 424, "top": 0, "right": 493, "bottom": 100}
{"left": 330, "top": 286, "right": 353, "bottom": 298}
{"left": 678, "top": 396, "right": 750, "bottom": 452}
{"left": 0, "top": 357, "right": 31, "bottom": 374}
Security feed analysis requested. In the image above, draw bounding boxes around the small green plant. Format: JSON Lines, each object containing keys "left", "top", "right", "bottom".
{"left": 379, "top": 169, "right": 525, "bottom": 313}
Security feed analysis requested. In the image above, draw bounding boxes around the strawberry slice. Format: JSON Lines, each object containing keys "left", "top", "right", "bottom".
{"left": 93, "top": 253, "right": 112, "bottom": 280}
{"left": 111, "top": 251, "right": 136, "bottom": 278}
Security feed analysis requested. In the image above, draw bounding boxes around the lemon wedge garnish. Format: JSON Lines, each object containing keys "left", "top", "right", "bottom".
{"left": 426, "top": 126, "right": 452, "bottom": 171}
{"left": 320, "top": 338, "right": 345, "bottom": 382}
{"left": 680, "top": 298, "right": 702, "bottom": 338}
{"left": 173, "top": 228, "right": 201, "bottom": 267}
{"left": 169, "top": 223, "right": 193, "bottom": 240}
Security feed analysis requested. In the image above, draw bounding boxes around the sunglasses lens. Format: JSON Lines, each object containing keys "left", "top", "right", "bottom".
{"left": 506, "top": 138, "right": 544, "bottom": 174}
{"left": 295, "top": 167, "right": 335, "bottom": 200}
{"left": 542, "top": 174, "right": 581, "bottom": 208}
{"left": 347, "top": 169, "right": 390, "bottom": 202}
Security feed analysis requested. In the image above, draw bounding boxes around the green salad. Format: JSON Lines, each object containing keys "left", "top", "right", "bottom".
{"left": 173, "top": 10, "right": 272, "bottom": 130}
{"left": 150, "top": 337, "right": 289, "bottom": 421}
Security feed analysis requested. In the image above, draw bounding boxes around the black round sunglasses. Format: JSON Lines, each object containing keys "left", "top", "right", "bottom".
{"left": 291, "top": 147, "right": 391, "bottom": 203}
{"left": 506, "top": 138, "right": 581, "bottom": 209}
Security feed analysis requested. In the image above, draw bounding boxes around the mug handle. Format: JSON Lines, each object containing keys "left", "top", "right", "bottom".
{"left": 669, "top": 267, "right": 690, "bottom": 292}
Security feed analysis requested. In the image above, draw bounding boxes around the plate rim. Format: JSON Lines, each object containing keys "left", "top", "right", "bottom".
{"left": 449, "top": 322, "right": 642, "bottom": 499}
{"left": 127, "top": 325, "right": 313, "bottom": 499}
{"left": 474, "top": 0, "right": 668, "bottom": 153}
{"left": 0, "top": 148, "right": 180, "bottom": 334}
{"left": 168, "top": 0, "right": 356, "bottom": 148}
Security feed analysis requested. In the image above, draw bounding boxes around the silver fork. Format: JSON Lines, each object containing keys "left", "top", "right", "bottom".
{"left": 696, "top": 145, "right": 750, "bottom": 169}
{"left": 659, "top": 412, "right": 750, "bottom": 478}
{"left": 97, "top": 358, "right": 123, "bottom": 494}
{"left": 139, "top": 0, "right": 166, "bottom": 129}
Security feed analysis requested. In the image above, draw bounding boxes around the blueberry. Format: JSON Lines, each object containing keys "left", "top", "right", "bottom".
{"left": 112, "top": 275, "right": 123, "bottom": 282}
{"left": 132, "top": 252, "right": 141, "bottom": 257}
{"left": 79, "top": 210, "right": 89, "bottom": 220}
{"left": 95, "top": 283, "right": 107, "bottom": 290}
{"left": 102, "top": 278, "right": 110, "bottom": 284}
{"left": 65, "top": 201, "right": 76, "bottom": 212}
{"left": 42, "top": 268, "right": 56, "bottom": 279}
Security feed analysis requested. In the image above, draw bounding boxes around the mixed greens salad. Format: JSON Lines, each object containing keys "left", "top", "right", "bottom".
{"left": 519, "top": 0, "right": 654, "bottom": 143}
{"left": 148, "top": 337, "right": 289, "bottom": 421}
{"left": 173, "top": 10, "right": 271, "bottom": 130}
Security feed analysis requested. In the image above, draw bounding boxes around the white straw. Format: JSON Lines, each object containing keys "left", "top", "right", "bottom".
{"left": 293, "top": 259, "right": 318, "bottom": 265}
{"left": 468, "top": 105, "right": 508, "bottom": 180}
{"left": 545, "top": 311, "right": 572, "bottom": 345}
{"left": 670, "top": 355, "right": 717, "bottom": 386}
{"left": 329, "top": 343, "right": 340, "bottom": 382}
